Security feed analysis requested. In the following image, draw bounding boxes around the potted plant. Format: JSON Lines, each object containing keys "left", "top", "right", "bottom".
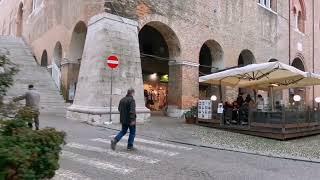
{"left": 184, "top": 106, "right": 198, "bottom": 124}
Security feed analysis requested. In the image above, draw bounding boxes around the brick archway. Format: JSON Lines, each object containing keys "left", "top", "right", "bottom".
{"left": 139, "top": 21, "right": 181, "bottom": 113}
{"left": 140, "top": 21, "right": 181, "bottom": 59}
{"left": 238, "top": 49, "right": 255, "bottom": 67}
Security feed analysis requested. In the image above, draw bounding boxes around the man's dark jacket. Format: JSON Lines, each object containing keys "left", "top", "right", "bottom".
{"left": 118, "top": 95, "right": 136, "bottom": 125}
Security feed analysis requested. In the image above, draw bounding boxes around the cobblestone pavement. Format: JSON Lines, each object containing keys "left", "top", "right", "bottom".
{"left": 39, "top": 113, "right": 320, "bottom": 180}
{"left": 99, "top": 115, "right": 320, "bottom": 163}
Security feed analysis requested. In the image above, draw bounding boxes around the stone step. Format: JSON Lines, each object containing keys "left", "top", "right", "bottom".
{"left": 1, "top": 36, "right": 67, "bottom": 115}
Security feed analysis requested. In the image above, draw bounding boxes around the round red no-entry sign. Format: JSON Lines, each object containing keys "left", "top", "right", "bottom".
{"left": 107, "top": 55, "right": 119, "bottom": 69}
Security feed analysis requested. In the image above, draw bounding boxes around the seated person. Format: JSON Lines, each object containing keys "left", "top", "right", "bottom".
{"left": 223, "top": 101, "right": 233, "bottom": 125}
{"left": 231, "top": 101, "right": 239, "bottom": 124}
{"left": 239, "top": 102, "right": 249, "bottom": 125}
{"left": 275, "top": 101, "right": 282, "bottom": 111}
{"left": 256, "top": 94, "right": 264, "bottom": 111}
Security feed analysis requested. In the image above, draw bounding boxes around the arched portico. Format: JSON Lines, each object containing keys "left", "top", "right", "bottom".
{"left": 199, "top": 40, "right": 224, "bottom": 100}
{"left": 65, "top": 21, "right": 87, "bottom": 101}
{"left": 139, "top": 21, "right": 183, "bottom": 115}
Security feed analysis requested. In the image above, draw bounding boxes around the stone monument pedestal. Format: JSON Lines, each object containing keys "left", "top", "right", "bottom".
{"left": 67, "top": 13, "right": 150, "bottom": 124}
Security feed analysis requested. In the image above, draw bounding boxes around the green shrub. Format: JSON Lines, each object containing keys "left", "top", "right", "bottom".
{"left": 0, "top": 108, "right": 66, "bottom": 180}
{"left": 184, "top": 106, "right": 198, "bottom": 119}
{"left": 0, "top": 55, "right": 18, "bottom": 98}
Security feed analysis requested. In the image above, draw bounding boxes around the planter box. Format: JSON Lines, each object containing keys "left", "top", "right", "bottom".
{"left": 185, "top": 117, "right": 196, "bottom": 124}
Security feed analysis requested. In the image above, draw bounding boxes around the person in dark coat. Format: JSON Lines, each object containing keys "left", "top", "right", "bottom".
{"left": 111, "top": 88, "right": 137, "bottom": 151}
{"left": 236, "top": 94, "right": 244, "bottom": 106}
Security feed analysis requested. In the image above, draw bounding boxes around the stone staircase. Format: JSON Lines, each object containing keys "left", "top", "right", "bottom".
{"left": 0, "top": 36, "right": 67, "bottom": 116}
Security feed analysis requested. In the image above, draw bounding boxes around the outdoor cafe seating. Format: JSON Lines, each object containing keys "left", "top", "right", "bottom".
{"left": 197, "top": 62, "right": 320, "bottom": 140}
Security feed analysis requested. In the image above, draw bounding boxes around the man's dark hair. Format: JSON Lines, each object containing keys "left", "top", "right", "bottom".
{"left": 28, "top": 84, "right": 34, "bottom": 89}
{"left": 127, "top": 88, "right": 135, "bottom": 95}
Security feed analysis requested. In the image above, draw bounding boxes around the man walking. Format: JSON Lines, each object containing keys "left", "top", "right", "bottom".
{"left": 13, "top": 84, "right": 41, "bottom": 130}
{"left": 111, "top": 88, "right": 137, "bottom": 151}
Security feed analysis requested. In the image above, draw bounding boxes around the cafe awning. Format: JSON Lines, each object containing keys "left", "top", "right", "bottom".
{"left": 199, "top": 62, "right": 320, "bottom": 90}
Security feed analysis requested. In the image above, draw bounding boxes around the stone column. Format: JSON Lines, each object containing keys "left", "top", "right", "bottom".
{"left": 67, "top": 13, "right": 150, "bottom": 124}
{"left": 167, "top": 61, "right": 199, "bottom": 117}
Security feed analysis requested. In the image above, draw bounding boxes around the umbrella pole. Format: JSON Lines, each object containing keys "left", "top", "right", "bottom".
{"left": 219, "top": 80, "right": 222, "bottom": 102}
{"left": 270, "top": 87, "right": 275, "bottom": 111}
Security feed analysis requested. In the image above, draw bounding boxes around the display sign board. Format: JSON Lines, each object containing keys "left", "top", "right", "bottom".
{"left": 198, "top": 100, "right": 212, "bottom": 119}
{"left": 217, "top": 103, "right": 224, "bottom": 114}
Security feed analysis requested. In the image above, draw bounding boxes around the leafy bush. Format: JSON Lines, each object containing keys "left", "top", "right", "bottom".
{"left": 0, "top": 55, "right": 18, "bottom": 98}
{"left": 0, "top": 107, "right": 66, "bottom": 180}
{"left": 184, "top": 106, "right": 198, "bottom": 119}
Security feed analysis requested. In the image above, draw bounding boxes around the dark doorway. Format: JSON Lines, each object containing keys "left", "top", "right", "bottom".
{"left": 41, "top": 50, "right": 48, "bottom": 67}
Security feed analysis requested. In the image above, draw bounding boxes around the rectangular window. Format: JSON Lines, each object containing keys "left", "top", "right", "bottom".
{"left": 259, "top": 0, "right": 276, "bottom": 11}
{"left": 259, "top": 0, "right": 271, "bottom": 9}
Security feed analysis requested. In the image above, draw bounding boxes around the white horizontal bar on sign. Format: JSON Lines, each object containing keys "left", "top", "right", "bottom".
{"left": 66, "top": 143, "right": 160, "bottom": 164}
{"left": 109, "top": 136, "right": 193, "bottom": 151}
{"left": 91, "top": 138, "right": 179, "bottom": 157}
{"left": 107, "top": 60, "right": 119, "bottom": 64}
{"left": 53, "top": 169, "right": 92, "bottom": 180}
{"left": 61, "top": 151, "right": 135, "bottom": 175}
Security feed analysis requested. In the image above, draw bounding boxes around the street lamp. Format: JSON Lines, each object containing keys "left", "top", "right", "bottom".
{"left": 293, "top": 95, "right": 301, "bottom": 102}
{"left": 211, "top": 95, "right": 217, "bottom": 101}
{"left": 315, "top": 97, "right": 320, "bottom": 110}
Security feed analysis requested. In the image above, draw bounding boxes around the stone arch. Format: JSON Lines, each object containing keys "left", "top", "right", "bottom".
{"left": 53, "top": 42, "right": 63, "bottom": 67}
{"left": 67, "top": 21, "right": 88, "bottom": 101}
{"left": 40, "top": 50, "right": 48, "bottom": 67}
{"left": 199, "top": 40, "right": 224, "bottom": 100}
{"left": 16, "top": 2, "right": 23, "bottom": 37}
{"left": 199, "top": 40, "right": 224, "bottom": 75}
{"left": 139, "top": 21, "right": 181, "bottom": 112}
{"left": 238, "top": 49, "right": 255, "bottom": 66}
{"left": 139, "top": 21, "right": 181, "bottom": 59}
{"left": 292, "top": 57, "right": 305, "bottom": 71}
{"left": 68, "top": 21, "right": 87, "bottom": 63}
{"left": 238, "top": 50, "right": 255, "bottom": 96}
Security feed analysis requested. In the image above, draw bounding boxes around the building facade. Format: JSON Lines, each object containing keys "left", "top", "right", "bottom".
{"left": 0, "top": 0, "right": 319, "bottom": 122}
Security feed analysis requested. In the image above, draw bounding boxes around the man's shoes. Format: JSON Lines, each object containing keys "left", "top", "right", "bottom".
{"left": 111, "top": 139, "right": 117, "bottom": 151}
{"left": 127, "top": 146, "right": 137, "bottom": 151}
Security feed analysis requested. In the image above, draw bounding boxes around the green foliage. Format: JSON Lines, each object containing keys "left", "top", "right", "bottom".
{"left": 0, "top": 107, "right": 66, "bottom": 180}
{"left": 0, "top": 55, "right": 18, "bottom": 97}
{"left": 184, "top": 106, "right": 198, "bottom": 119}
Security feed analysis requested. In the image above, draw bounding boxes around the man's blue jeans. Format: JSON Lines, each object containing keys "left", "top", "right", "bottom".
{"left": 115, "top": 124, "right": 136, "bottom": 148}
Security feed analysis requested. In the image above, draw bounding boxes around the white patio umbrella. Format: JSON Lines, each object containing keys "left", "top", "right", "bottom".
{"left": 199, "top": 62, "right": 311, "bottom": 88}
{"left": 199, "top": 61, "right": 320, "bottom": 110}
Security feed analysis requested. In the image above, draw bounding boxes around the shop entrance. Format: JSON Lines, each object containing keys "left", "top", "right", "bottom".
{"left": 139, "top": 25, "right": 170, "bottom": 113}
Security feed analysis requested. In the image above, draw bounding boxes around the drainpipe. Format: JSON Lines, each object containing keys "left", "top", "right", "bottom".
{"left": 288, "top": 0, "right": 292, "bottom": 105}
{"left": 312, "top": 0, "right": 315, "bottom": 109}
{"left": 288, "top": 0, "right": 291, "bottom": 65}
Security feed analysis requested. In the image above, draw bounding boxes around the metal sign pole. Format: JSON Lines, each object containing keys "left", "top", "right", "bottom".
{"left": 109, "top": 69, "right": 113, "bottom": 123}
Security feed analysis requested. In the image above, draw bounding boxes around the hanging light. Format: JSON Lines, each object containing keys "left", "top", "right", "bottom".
{"left": 150, "top": 73, "right": 157, "bottom": 81}
{"left": 293, "top": 95, "right": 302, "bottom": 102}
{"left": 211, "top": 95, "right": 217, "bottom": 101}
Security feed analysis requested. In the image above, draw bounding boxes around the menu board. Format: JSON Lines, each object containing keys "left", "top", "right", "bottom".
{"left": 198, "top": 100, "right": 212, "bottom": 119}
